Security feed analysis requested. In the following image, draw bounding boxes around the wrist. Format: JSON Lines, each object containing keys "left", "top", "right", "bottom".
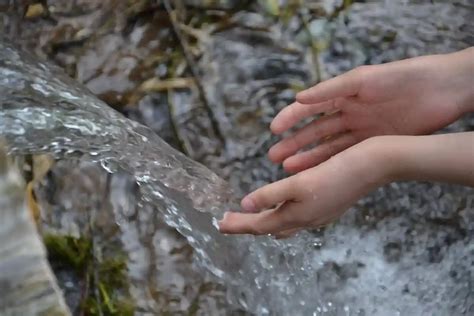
{"left": 441, "top": 47, "right": 474, "bottom": 116}
{"left": 342, "top": 137, "right": 397, "bottom": 190}
{"left": 364, "top": 133, "right": 474, "bottom": 186}
{"left": 355, "top": 136, "right": 405, "bottom": 185}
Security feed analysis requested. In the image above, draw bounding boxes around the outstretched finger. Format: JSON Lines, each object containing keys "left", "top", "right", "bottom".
{"left": 283, "top": 133, "right": 357, "bottom": 173}
{"left": 268, "top": 112, "right": 344, "bottom": 163}
{"left": 270, "top": 100, "right": 339, "bottom": 135}
{"left": 296, "top": 69, "right": 362, "bottom": 104}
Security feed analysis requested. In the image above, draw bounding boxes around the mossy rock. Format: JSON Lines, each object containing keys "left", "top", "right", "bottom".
{"left": 43, "top": 234, "right": 134, "bottom": 316}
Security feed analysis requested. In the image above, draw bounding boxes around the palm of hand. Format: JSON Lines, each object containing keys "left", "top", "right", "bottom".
{"left": 268, "top": 64, "right": 459, "bottom": 173}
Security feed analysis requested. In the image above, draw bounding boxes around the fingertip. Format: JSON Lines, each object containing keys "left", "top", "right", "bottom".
{"left": 218, "top": 212, "right": 258, "bottom": 235}
{"left": 269, "top": 120, "right": 280, "bottom": 135}
{"left": 218, "top": 212, "right": 230, "bottom": 233}
{"left": 241, "top": 196, "right": 257, "bottom": 213}
{"left": 270, "top": 117, "right": 286, "bottom": 135}
{"left": 267, "top": 144, "right": 284, "bottom": 164}
{"left": 271, "top": 102, "right": 299, "bottom": 135}
{"left": 218, "top": 211, "right": 239, "bottom": 233}
{"left": 221, "top": 211, "right": 231, "bottom": 221}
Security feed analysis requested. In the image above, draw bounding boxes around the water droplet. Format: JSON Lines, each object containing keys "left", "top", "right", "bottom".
{"left": 100, "top": 159, "right": 119, "bottom": 173}
{"left": 212, "top": 217, "right": 220, "bottom": 230}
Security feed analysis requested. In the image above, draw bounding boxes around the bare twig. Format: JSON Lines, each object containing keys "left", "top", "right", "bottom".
{"left": 139, "top": 77, "right": 195, "bottom": 92}
{"left": 163, "top": 0, "right": 226, "bottom": 147}
{"left": 298, "top": 10, "right": 322, "bottom": 84}
{"left": 166, "top": 89, "right": 191, "bottom": 155}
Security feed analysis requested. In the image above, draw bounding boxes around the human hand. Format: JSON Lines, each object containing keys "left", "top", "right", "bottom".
{"left": 219, "top": 137, "right": 386, "bottom": 237}
{"left": 218, "top": 132, "right": 474, "bottom": 237}
{"left": 269, "top": 48, "right": 474, "bottom": 173}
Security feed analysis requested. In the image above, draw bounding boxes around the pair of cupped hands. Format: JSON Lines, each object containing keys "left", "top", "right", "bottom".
{"left": 219, "top": 48, "right": 474, "bottom": 238}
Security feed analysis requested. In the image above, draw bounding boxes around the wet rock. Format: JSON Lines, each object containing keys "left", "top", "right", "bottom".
{"left": 32, "top": 160, "right": 241, "bottom": 315}
{"left": 316, "top": 261, "right": 364, "bottom": 293}
{"left": 0, "top": 144, "right": 70, "bottom": 315}
{"left": 383, "top": 241, "right": 402, "bottom": 263}
{"left": 75, "top": 11, "right": 177, "bottom": 108}
{"left": 321, "top": 0, "right": 474, "bottom": 77}
{"left": 175, "top": 13, "right": 314, "bottom": 195}
{"left": 0, "top": 0, "right": 178, "bottom": 109}
{"left": 124, "top": 93, "right": 182, "bottom": 151}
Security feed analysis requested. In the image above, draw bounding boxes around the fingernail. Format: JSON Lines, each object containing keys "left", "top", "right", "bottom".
{"left": 217, "top": 222, "right": 223, "bottom": 232}
{"left": 217, "top": 212, "right": 228, "bottom": 232}
{"left": 217, "top": 224, "right": 226, "bottom": 233}
{"left": 241, "top": 196, "right": 257, "bottom": 213}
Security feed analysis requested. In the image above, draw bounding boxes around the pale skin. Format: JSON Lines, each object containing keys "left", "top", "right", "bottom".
{"left": 219, "top": 47, "right": 474, "bottom": 237}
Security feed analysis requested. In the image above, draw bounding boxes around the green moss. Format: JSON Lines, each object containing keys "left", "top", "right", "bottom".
{"left": 99, "top": 257, "right": 128, "bottom": 288}
{"left": 43, "top": 234, "right": 92, "bottom": 271}
{"left": 43, "top": 234, "right": 134, "bottom": 316}
{"left": 343, "top": 0, "right": 353, "bottom": 10}
{"left": 187, "top": 295, "right": 200, "bottom": 316}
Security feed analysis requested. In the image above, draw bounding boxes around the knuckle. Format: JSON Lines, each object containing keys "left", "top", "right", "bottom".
{"left": 352, "top": 65, "right": 373, "bottom": 87}
{"left": 352, "top": 66, "right": 369, "bottom": 83}
{"left": 353, "top": 65, "right": 370, "bottom": 75}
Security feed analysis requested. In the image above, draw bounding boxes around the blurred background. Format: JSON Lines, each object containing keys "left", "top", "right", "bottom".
{"left": 1, "top": 0, "right": 473, "bottom": 315}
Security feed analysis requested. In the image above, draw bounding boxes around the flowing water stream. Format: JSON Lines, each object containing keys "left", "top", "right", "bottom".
{"left": 1, "top": 38, "right": 329, "bottom": 315}
{"left": 1, "top": 1, "right": 474, "bottom": 315}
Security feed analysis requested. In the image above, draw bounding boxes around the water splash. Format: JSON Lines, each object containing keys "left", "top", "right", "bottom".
{"left": 0, "top": 38, "right": 326, "bottom": 314}
{"left": 1, "top": 0, "right": 473, "bottom": 311}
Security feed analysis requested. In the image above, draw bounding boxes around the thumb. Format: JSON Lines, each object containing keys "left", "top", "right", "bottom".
{"left": 240, "top": 176, "right": 298, "bottom": 213}
{"left": 218, "top": 201, "right": 301, "bottom": 235}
